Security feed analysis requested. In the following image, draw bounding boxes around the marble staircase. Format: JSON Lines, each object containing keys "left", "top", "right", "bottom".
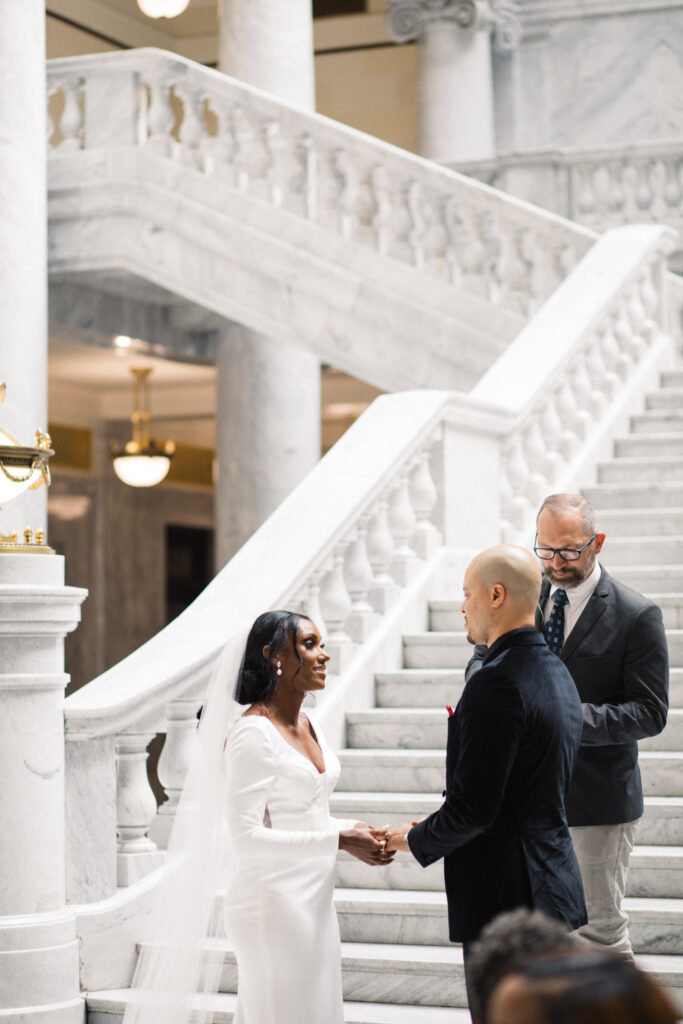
{"left": 327, "top": 363, "right": 683, "bottom": 1016}
{"left": 86, "top": 364, "right": 683, "bottom": 1020}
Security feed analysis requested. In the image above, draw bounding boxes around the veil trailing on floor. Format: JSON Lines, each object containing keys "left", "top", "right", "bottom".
{"left": 123, "top": 621, "right": 251, "bottom": 1024}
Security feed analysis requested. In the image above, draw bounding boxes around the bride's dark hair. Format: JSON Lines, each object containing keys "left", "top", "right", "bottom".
{"left": 235, "top": 609, "right": 304, "bottom": 705}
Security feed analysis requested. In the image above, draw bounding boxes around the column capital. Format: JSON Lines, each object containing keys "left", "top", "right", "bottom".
{"left": 387, "top": 0, "right": 522, "bottom": 50}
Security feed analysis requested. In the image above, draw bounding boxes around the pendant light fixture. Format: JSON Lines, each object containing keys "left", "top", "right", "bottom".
{"left": 111, "top": 368, "right": 175, "bottom": 488}
{"left": 137, "top": 0, "right": 191, "bottom": 17}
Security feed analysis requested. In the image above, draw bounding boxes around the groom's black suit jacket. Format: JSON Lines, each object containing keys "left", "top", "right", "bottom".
{"left": 408, "top": 628, "right": 587, "bottom": 943}
{"left": 467, "top": 567, "right": 669, "bottom": 826}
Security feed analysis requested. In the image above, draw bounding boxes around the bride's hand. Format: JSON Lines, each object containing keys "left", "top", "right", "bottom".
{"left": 339, "top": 822, "right": 394, "bottom": 865}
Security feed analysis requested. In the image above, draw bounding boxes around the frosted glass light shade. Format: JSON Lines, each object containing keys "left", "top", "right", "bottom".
{"left": 113, "top": 454, "right": 172, "bottom": 487}
{"left": 0, "top": 465, "right": 44, "bottom": 505}
{"left": 137, "top": 0, "right": 190, "bottom": 17}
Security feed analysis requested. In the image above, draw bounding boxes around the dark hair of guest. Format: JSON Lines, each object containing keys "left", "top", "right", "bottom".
{"left": 235, "top": 610, "right": 304, "bottom": 705}
{"left": 515, "top": 952, "right": 677, "bottom": 1024}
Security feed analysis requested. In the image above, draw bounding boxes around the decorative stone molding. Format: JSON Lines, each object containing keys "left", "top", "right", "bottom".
{"left": 387, "top": 0, "right": 522, "bottom": 49}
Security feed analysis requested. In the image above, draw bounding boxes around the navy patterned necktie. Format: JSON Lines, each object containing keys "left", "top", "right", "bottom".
{"left": 545, "top": 589, "right": 568, "bottom": 655}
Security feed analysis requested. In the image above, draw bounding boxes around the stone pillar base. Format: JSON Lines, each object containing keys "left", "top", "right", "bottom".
{"left": 0, "top": 910, "right": 84, "bottom": 1023}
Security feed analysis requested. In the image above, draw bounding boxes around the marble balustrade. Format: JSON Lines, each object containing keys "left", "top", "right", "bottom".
{"left": 46, "top": 48, "right": 595, "bottom": 322}
{"left": 451, "top": 141, "right": 683, "bottom": 245}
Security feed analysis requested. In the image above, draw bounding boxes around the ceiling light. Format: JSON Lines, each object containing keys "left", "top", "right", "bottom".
{"left": 137, "top": 0, "right": 191, "bottom": 17}
{"left": 111, "top": 368, "right": 175, "bottom": 488}
{"left": 114, "top": 335, "right": 132, "bottom": 349}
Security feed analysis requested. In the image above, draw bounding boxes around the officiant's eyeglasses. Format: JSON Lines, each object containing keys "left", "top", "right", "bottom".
{"left": 534, "top": 533, "right": 597, "bottom": 561}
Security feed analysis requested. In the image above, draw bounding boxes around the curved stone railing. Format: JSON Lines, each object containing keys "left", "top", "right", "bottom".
{"left": 472, "top": 223, "right": 678, "bottom": 540}
{"left": 47, "top": 48, "right": 595, "bottom": 342}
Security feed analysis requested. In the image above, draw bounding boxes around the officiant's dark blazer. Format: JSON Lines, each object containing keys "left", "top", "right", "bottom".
{"left": 408, "top": 627, "right": 587, "bottom": 943}
{"left": 467, "top": 567, "right": 669, "bottom": 826}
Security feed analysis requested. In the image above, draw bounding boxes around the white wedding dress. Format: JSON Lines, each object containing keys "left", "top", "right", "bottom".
{"left": 223, "top": 714, "right": 355, "bottom": 1023}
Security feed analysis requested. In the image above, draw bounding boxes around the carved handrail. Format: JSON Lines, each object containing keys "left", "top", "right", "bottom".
{"left": 47, "top": 48, "right": 595, "bottom": 322}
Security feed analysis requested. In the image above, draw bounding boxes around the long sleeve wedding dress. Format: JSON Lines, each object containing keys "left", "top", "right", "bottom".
{"left": 223, "top": 714, "right": 355, "bottom": 1023}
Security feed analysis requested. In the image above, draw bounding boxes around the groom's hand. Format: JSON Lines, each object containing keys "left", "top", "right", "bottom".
{"left": 385, "top": 820, "right": 423, "bottom": 853}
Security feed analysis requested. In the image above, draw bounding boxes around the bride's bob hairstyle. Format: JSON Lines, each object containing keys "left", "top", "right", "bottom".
{"left": 235, "top": 609, "right": 305, "bottom": 705}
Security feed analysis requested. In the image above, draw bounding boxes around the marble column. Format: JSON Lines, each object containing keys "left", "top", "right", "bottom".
{"left": 218, "top": 0, "right": 315, "bottom": 109}
{"left": 0, "top": 1, "right": 48, "bottom": 536}
{"left": 215, "top": 326, "right": 321, "bottom": 566}
{"left": 0, "top": 554, "right": 87, "bottom": 1021}
{"left": 215, "top": 0, "right": 321, "bottom": 566}
{"left": 388, "top": 0, "right": 522, "bottom": 164}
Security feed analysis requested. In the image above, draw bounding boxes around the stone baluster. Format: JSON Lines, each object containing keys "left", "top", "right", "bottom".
{"left": 176, "top": 81, "right": 205, "bottom": 169}
{"left": 335, "top": 149, "right": 358, "bottom": 241}
{"left": 300, "top": 134, "right": 318, "bottom": 220}
{"left": 57, "top": 77, "right": 83, "bottom": 152}
{"left": 232, "top": 104, "right": 253, "bottom": 192}
{"left": 47, "top": 86, "right": 58, "bottom": 148}
{"left": 205, "top": 101, "right": 236, "bottom": 182}
{"left": 144, "top": 75, "right": 175, "bottom": 157}
{"left": 460, "top": 207, "right": 487, "bottom": 292}
{"left": 625, "top": 282, "right": 650, "bottom": 353}
{"left": 115, "top": 732, "right": 164, "bottom": 886}
{"left": 581, "top": 346, "right": 608, "bottom": 418}
{"left": 149, "top": 699, "right": 202, "bottom": 850}
{"left": 371, "top": 165, "right": 393, "bottom": 255}
{"left": 387, "top": 471, "right": 418, "bottom": 586}
{"left": 538, "top": 399, "right": 564, "bottom": 483}
{"left": 409, "top": 446, "right": 440, "bottom": 559}
{"left": 407, "top": 181, "right": 426, "bottom": 269}
{"left": 575, "top": 164, "right": 597, "bottom": 219}
{"left": 344, "top": 517, "right": 378, "bottom": 643}
{"left": 519, "top": 229, "right": 546, "bottom": 315}
{"left": 613, "top": 301, "right": 640, "bottom": 368}
{"left": 635, "top": 161, "right": 652, "bottom": 216}
{"left": 444, "top": 197, "right": 464, "bottom": 287}
{"left": 366, "top": 495, "right": 398, "bottom": 613}
{"left": 664, "top": 157, "right": 680, "bottom": 213}
{"left": 554, "top": 379, "right": 581, "bottom": 458}
{"left": 571, "top": 353, "right": 601, "bottom": 427}
{"left": 609, "top": 162, "right": 625, "bottom": 219}
{"left": 319, "top": 546, "right": 355, "bottom": 675}
{"left": 600, "top": 314, "right": 630, "bottom": 382}
{"left": 501, "top": 433, "right": 533, "bottom": 536}
{"left": 293, "top": 567, "right": 327, "bottom": 635}
{"left": 265, "top": 119, "right": 288, "bottom": 207}
{"left": 585, "top": 333, "right": 615, "bottom": 402}
{"left": 522, "top": 416, "right": 549, "bottom": 508}
{"left": 497, "top": 225, "right": 526, "bottom": 313}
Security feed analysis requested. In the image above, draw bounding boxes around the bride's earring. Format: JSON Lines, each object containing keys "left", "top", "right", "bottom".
{"left": 276, "top": 660, "right": 283, "bottom": 677}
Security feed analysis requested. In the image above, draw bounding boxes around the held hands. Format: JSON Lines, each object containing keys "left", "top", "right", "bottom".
{"left": 384, "top": 820, "right": 423, "bottom": 854}
{"left": 338, "top": 822, "right": 395, "bottom": 865}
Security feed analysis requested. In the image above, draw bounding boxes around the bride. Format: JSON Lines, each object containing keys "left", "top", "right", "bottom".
{"left": 125, "top": 609, "right": 390, "bottom": 1024}
{"left": 225, "top": 610, "right": 390, "bottom": 1022}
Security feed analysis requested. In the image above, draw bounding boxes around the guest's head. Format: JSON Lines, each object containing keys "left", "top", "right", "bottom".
{"left": 487, "top": 950, "right": 677, "bottom": 1024}
{"left": 467, "top": 908, "right": 579, "bottom": 1022}
{"left": 462, "top": 544, "right": 542, "bottom": 645}
{"left": 535, "top": 493, "right": 605, "bottom": 589}
{"left": 235, "top": 610, "right": 329, "bottom": 704}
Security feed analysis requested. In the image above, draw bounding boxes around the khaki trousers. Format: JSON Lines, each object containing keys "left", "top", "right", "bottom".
{"left": 570, "top": 819, "right": 639, "bottom": 957}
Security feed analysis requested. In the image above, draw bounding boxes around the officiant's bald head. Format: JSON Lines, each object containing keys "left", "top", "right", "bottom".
{"left": 462, "top": 545, "right": 542, "bottom": 646}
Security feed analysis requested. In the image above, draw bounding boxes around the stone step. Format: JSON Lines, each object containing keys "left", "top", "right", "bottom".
{"left": 601, "top": 537, "right": 683, "bottom": 566}
{"left": 596, "top": 506, "right": 683, "bottom": 535}
{"left": 598, "top": 457, "right": 683, "bottom": 484}
{"left": 401, "top": 629, "right": 683, "bottom": 670}
{"left": 631, "top": 411, "right": 683, "bottom": 434}
{"left": 345, "top": 707, "right": 683, "bottom": 751}
{"left": 339, "top": 749, "right": 683, "bottom": 797}
{"left": 331, "top": 793, "right": 683, "bottom": 845}
{"left": 582, "top": 482, "right": 683, "bottom": 508}
{"left": 376, "top": 669, "right": 467, "bottom": 708}
{"left": 332, "top": 887, "right": 683, "bottom": 954}
{"left": 661, "top": 371, "right": 683, "bottom": 388}
{"left": 403, "top": 633, "right": 471, "bottom": 670}
{"left": 646, "top": 389, "right": 683, "bottom": 411}
{"left": 430, "top": 597, "right": 683, "bottom": 634}
{"left": 87, "top": 990, "right": 467, "bottom": 1023}
{"left": 586, "top": 564, "right": 683, "bottom": 593}
{"left": 615, "top": 435, "right": 683, "bottom": 458}
{"left": 336, "top": 845, "right": 683, "bottom": 901}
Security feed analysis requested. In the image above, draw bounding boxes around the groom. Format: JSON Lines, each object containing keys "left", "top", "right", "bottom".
{"left": 386, "top": 545, "right": 587, "bottom": 1018}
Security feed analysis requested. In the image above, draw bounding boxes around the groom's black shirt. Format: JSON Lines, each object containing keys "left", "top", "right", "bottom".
{"left": 408, "top": 627, "right": 587, "bottom": 943}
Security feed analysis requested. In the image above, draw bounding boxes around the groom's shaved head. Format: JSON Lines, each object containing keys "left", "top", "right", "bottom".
{"left": 469, "top": 545, "right": 542, "bottom": 617}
